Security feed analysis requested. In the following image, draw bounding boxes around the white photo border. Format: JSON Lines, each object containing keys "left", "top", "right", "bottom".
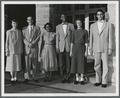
{"left": 1, "top": 0, "right": 119, "bottom": 97}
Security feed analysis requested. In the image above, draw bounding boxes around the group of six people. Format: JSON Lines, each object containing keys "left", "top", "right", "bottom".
{"left": 5, "top": 9, "right": 113, "bottom": 88}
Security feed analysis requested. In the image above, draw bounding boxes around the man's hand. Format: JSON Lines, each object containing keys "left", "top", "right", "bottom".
{"left": 28, "top": 43, "right": 33, "bottom": 48}
{"left": 38, "top": 56, "right": 42, "bottom": 62}
{"left": 70, "top": 51, "right": 72, "bottom": 57}
{"left": 108, "top": 49, "right": 112, "bottom": 55}
{"left": 56, "top": 48, "right": 60, "bottom": 53}
{"left": 89, "top": 49, "right": 93, "bottom": 56}
{"left": 6, "top": 51, "right": 9, "bottom": 56}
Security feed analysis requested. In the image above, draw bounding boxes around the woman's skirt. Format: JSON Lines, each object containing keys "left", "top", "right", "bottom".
{"left": 71, "top": 44, "right": 85, "bottom": 73}
{"left": 41, "top": 45, "right": 57, "bottom": 72}
{"left": 6, "top": 54, "right": 21, "bottom": 72}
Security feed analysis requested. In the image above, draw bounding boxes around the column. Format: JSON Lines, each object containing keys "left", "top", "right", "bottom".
{"left": 85, "top": 4, "right": 89, "bottom": 31}
{"left": 36, "top": 4, "right": 50, "bottom": 28}
{"left": 107, "top": 4, "right": 116, "bottom": 84}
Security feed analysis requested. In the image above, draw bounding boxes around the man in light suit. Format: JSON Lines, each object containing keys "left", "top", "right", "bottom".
{"left": 89, "top": 9, "right": 113, "bottom": 88}
{"left": 56, "top": 14, "right": 74, "bottom": 83}
{"left": 22, "top": 16, "right": 41, "bottom": 82}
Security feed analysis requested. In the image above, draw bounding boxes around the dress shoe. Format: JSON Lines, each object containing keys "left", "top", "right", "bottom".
{"left": 66, "top": 79, "right": 72, "bottom": 83}
{"left": 33, "top": 79, "right": 39, "bottom": 83}
{"left": 74, "top": 81, "right": 79, "bottom": 85}
{"left": 80, "top": 81, "right": 85, "bottom": 85}
{"left": 24, "top": 79, "right": 29, "bottom": 83}
{"left": 43, "top": 78, "right": 49, "bottom": 82}
{"left": 61, "top": 79, "right": 67, "bottom": 83}
{"left": 94, "top": 83, "right": 101, "bottom": 86}
{"left": 10, "top": 81, "right": 16, "bottom": 85}
{"left": 101, "top": 84, "right": 107, "bottom": 88}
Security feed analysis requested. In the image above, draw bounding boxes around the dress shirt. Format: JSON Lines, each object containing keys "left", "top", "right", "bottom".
{"left": 62, "top": 23, "right": 67, "bottom": 35}
{"left": 28, "top": 25, "right": 33, "bottom": 35}
{"left": 97, "top": 20, "right": 104, "bottom": 34}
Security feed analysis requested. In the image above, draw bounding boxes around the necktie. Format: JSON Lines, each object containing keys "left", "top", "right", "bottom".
{"left": 30, "top": 26, "right": 33, "bottom": 42}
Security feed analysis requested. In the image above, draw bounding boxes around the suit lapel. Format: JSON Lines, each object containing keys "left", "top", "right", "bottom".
{"left": 99, "top": 21, "right": 106, "bottom": 35}
{"left": 26, "top": 27, "right": 30, "bottom": 38}
{"left": 95, "top": 22, "right": 100, "bottom": 35}
{"left": 31, "top": 26, "right": 35, "bottom": 40}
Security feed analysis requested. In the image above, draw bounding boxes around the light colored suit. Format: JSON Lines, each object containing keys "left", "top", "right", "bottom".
{"left": 22, "top": 25, "right": 41, "bottom": 79}
{"left": 90, "top": 21, "right": 113, "bottom": 84}
{"left": 56, "top": 23, "right": 74, "bottom": 77}
{"left": 56, "top": 23, "right": 74, "bottom": 52}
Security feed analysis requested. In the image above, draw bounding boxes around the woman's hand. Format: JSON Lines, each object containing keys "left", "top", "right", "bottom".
{"left": 108, "top": 49, "right": 112, "bottom": 55}
{"left": 38, "top": 56, "right": 42, "bottom": 62}
{"left": 70, "top": 51, "right": 72, "bottom": 57}
{"left": 89, "top": 49, "right": 93, "bottom": 56}
{"left": 85, "top": 51, "right": 88, "bottom": 57}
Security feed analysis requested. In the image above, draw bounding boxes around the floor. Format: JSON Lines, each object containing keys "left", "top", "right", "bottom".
{"left": 4, "top": 72, "right": 116, "bottom": 94}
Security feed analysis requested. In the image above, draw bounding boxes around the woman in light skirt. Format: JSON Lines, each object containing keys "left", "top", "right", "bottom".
{"left": 5, "top": 19, "right": 23, "bottom": 84}
{"left": 38, "top": 23, "right": 57, "bottom": 82}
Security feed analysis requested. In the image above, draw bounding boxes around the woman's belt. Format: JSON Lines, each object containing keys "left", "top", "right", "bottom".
{"left": 45, "top": 43, "right": 55, "bottom": 45}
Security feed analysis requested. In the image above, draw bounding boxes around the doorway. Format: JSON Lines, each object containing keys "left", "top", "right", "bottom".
{"left": 5, "top": 4, "right": 36, "bottom": 31}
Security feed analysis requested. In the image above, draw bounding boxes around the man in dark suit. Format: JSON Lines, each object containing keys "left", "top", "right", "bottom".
{"left": 56, "top": 14, "right": 74, "bottom": 83}
{"left": 22, "top": 16, "right": 41, "bottom": 82}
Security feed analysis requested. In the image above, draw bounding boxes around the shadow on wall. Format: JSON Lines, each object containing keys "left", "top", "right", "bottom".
{"left": 105, "top": 12, "right": 116, "bottom": 83}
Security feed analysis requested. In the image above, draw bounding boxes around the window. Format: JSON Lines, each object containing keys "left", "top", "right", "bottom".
{"left": 89, "top": 4, "right": 107, "bottom": 9}
{"left": 61, "top": 5, "right": 71, "bottom": 12}
{"left": 89, "top": 13, "right": 96, "bottom": 28}
{"left": 67, "top": 15, "right": 73, "bottom": 23}
{"left": 74, "top": 4, "right": 85, "bottom": 10}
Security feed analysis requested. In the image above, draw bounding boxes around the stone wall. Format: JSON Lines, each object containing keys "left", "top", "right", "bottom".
{"left": 107, "top": 4, "right": 117, "bottom": 84}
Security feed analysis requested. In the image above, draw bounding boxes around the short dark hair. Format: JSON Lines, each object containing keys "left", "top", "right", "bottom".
{"left": 11, "top": 19, "right": 18, "bottom": 23}
{"left": 44, "top": 22, "right": 53, "bottom": 30}
{"left": 60, "top": 14, "right": 67, "bottom": 19}
{"left": 96, "top": 9, "right": 104, "bottom": 15}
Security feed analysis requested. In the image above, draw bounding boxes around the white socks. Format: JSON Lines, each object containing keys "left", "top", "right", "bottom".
{"left": 76, "top": 73, "right": 84, "bottom": 81}
{"left": 11, "top": 77, "right": 17, "bottom": 81}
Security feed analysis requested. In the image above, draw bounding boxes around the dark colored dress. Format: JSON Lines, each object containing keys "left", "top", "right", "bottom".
{"left": 71, "top": 29, "right": 88, "bottom": 74}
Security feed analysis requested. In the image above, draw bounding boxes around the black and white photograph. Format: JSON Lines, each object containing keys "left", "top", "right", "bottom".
{"left": 1, "top": 0, "right": 119, "bottom": 96}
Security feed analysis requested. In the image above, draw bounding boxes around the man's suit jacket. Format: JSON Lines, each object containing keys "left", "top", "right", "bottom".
{"left": 22, "top": 25, "right": 41, "bottom": 55}
{"left": 6, "top": 29, "right": 23, "bottom": 55}
{"left": 56, "top": 23, "right": 74, "bottom": 52}
{"left": 89, "top": 21, "right": 113, "bottom": 53}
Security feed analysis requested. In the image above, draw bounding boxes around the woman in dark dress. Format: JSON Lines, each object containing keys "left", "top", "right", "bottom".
{"left": 70, "top": 19, "right": 88, "bottom": 85}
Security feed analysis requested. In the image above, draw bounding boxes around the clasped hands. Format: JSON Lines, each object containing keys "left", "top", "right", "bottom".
{"left": 28, "top": 42, "right": 34, "bottom": 48}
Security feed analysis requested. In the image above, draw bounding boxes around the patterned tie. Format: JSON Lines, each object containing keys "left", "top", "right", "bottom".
{"left": 30, "top": 26, "right": 33, "bottom": 42}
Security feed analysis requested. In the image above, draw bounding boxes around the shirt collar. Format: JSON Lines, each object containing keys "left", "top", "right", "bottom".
{"left": 61, "top": 22, "right": 68, "bottom": 25}
{"left": 97, "top": 20, "right": 105, "bottom": 23}
{"left": 28, "top": 25, "right": 34, "bottom": 28}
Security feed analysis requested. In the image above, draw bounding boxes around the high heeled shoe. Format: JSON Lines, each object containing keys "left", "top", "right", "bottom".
{"left": 74, "top": 81, "right": 79, "bottom": 85}
{"left": 80, "top": 81, "right": 85, "bottom": 85}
